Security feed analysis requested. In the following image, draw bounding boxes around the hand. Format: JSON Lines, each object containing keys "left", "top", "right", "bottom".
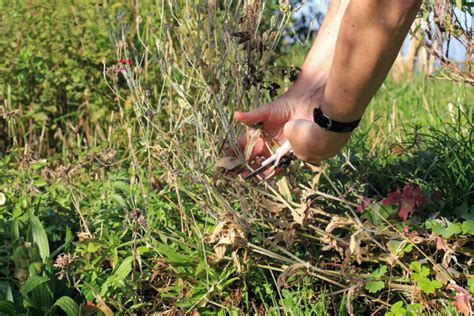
{"left": 234, "top": 87, "right": 352, "bottom": 173}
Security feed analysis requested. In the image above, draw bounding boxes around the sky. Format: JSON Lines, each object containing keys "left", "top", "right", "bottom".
{"left": 293, "top": 0, "right": 472, "bottom": 62}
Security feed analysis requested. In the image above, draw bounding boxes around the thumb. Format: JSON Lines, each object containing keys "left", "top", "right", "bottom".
{"left": 283, "top": 119, "right": 320, "bottom": 163}
{"left": 234, "top": 104, "right": 271, "bottom": 125}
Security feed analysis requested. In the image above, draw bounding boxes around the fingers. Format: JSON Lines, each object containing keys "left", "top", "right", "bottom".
{"left": 237, "top": 134, "right": 271, "bottom": 161}
{"left": 234, "top": 104, "right": 272, "bottom": 126}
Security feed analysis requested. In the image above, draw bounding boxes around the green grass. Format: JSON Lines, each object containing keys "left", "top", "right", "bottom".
{"left": 1, "top": 77, "right": 472, "bottom": 315}
{"left": 0, "top": 1, "right": 473, "bottom": 315}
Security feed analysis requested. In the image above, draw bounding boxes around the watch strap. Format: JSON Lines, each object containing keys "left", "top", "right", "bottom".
{"left": 313, "top": 107, "right": 361, "bottom": 133}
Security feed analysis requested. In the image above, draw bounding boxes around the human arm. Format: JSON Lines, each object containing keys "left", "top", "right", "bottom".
{"left": 235, "top": 0, "right": 422, "bottom": 166}
{"left": 234, "top": 0, "right": 349, "bottom": 170}
{"left": 280, "top": 0, "right": 422, "bottom": 162}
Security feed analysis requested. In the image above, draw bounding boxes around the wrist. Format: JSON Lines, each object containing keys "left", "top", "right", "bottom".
{"left": 311, "top": 123, "right": 352, "bottom": 160}
{"left": 320, "top": 96, "right": 366, "bottom": 123}
{"left": 283, "top": 119, "right": 352, "bottom": 163}
{"left": 313, "top": 107, "right": 361, "bottom": 133}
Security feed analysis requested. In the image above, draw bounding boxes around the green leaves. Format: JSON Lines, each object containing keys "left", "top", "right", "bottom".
{"left": 410, "top": 262, "right": 442, "bottom": 294}
{"left": 0, "top": 300, "right": 16, "bottom": 316}
{"left": 468, "top": 277, "right": 474, "bottom": 294}
{"left": 387, "top": 240, "right": 413, "bottom": 257}
{"left": 461, "top": 220, "right": 474, "bottom": 235}
{"left": 29, "top": 211, "right": 50, "bottom": 262}
{"left": 372, "top": 265, "right": 388, "bottom": 278}
{"left": 417, "top": 277, "right": 442, "bottom": 295}
{"left": 101, "top": 256, "right": 134, "bottom": 296}
{"left": 20, "top": 275, "right": 49, "bottom": 296}
{"left": 365, "top": 281, "right": 385, "bottom": 294}
{"left": 114, "top": 256, "right": 134, "bottom": 281}
{"left": 365, "top": 265, "right": 387, "bottom": 293}
{"left": 433, "top": 221, "right": 461, "bottom": 239}
{"left": 157, "top": 243, "right": 195, "bottom": 265}
{"left": 426, "top": 219, "right": 474, "bottom": 239}
{"left": 385, "top": 301, "right": 406, "bottom": 316}
{"left": 385, "top": 301, "right": 422, "bottom": 316}
{"left": 20, "top": 276, "right": 79, "bottom": 315}
{"left": 53, "top": 296, "right": 80, "bottom": 316}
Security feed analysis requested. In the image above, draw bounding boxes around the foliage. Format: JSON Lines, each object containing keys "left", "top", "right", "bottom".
{"left": 0, "top": 1, "right": 135, "bottom": 155}
{"left": 0, "top": 194, "right": 80, "bottom": 314}
{"left": 0, "top": 0, "right": 472, "bottom": 315}
{"left": 420, "top": 0, "right": 473, "bottom": 85}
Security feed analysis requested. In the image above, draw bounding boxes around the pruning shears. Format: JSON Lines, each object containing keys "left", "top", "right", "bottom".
{"left": 244, "top": 140, "right": 294, "bottom": 180}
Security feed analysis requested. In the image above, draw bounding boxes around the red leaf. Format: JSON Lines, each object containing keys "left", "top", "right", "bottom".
{"left": 356, "top": 197, "right": 372, "bottom": 212}
{"left": 399, "top": 199, "right": 416, "bottom": 221}
{"left": 447, "top": 284, "right": 472, "bottom": 316}
{"left": 383, "top": 184, "right": 425, "bottom": 221}
{"left": 402, "top": 184, "right": 424, "bottom": 206}
{"left": 436, "top": 236, "right": 447, "bottom": 251}
{"left": 453, "top": 294, "right": 471, "bottom": 316}
{"left": 383, "top": 189, "right": 402, "bottom": 205}
{"left": 119, "top": 59, "right": 133, "bottom": 65}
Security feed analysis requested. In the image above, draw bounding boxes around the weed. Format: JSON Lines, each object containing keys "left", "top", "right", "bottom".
{"left": 0, "top": 1, "right": 472, "bottom": 315}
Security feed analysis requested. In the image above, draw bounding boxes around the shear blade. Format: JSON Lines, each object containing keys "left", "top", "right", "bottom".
{"left": 244, "top": 156, "right": 276, "bottom": 179}
{"left": 244, "top": 163, "right": 272, "bottom": 179}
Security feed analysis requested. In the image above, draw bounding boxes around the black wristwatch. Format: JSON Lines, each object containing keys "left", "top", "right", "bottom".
{"left": 313, "top": 107, "right": 361, "bottom": 133}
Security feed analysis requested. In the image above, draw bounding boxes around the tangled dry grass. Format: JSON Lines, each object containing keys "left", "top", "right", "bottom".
{"left": 0, "top": 1, "right": 472, "bottom": 315}
{"left": 96, "top": 1, "right": 473, "bottom": 314}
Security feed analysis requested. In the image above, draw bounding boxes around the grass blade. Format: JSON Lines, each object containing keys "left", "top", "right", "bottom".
{"left": 29, "top": 211, "right": 50, "bottom": 262}
{"left": 0, "top": 300, "right": 16, "bottom": 316}
{"left": 53, "top": 296, "right": 80, "bottom": 316}
{"left": 20, "top": 275, "right": 48, "bottom": 296}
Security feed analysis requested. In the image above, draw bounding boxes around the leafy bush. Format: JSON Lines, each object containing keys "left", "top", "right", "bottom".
{"left": 0, "top": 1, "right": 125, "bottom": 154}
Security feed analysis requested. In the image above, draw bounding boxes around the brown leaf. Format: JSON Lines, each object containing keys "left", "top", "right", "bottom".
{"left": 77, "top": 232, "right": 93, "bottom": 241}
{"left": 442, "top": 248, "right": 456, "bottom": 268}
{"left": 214, "top": 244, "right": 227, "bottom": 259}
{"left": 435, "top": 267, "right": 460, "bottom": 285}
{"left": 277, "top": 263, "right": 310, "bottom": 288}
{"left": 349, "top": 229, "right": 364, "bottom": 264}
{"left": 291, "top": 203, "right": 310, "bottom": 225}
{"left": 205, "top": 221, "right": 228, "bottom": 243}
{"left": 205, "top": 221, "right": 247, "bottom": 259}
{"left": 321, "top": 235, "right": 344, "bottom": 256}
{"left": 231, "top": 250, "right": 242, "bottom": 273}
{"left": 271, "top": 222, "right": 298, "bottom": 247}
{"left": 214, "top": 156, "right": 244, "bottom": 171}
{"left": 244, "top": 128, "right": 262, "bottom": 161}
{"left": 97, "top": 300, "right": 114, "bottom": 316}
{"left": 325, "top": 216, "right": 354, "bottom": 233}
{"left": 261, "top": 198, "right": 286, "bottom": 213}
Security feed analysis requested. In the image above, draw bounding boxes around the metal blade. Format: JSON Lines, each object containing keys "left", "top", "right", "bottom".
{"left": 244, "top": 157, "right": 275, "bottom": 179}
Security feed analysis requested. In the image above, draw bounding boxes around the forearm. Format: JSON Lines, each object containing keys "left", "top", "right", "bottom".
{"left": 289, "top": 0, "right": 350, "bottom": 95}
{"left": 322, "top": 0, "right": 421, "bottom": 121}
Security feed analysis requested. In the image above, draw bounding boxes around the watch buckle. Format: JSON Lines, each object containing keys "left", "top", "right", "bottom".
{"left": 322, "top": 112, "right": 332, "bottom": 129}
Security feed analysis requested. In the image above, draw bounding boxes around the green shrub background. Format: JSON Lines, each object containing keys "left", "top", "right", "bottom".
{"left": 0, "top": 1, "right": 162, "bottom": 154}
